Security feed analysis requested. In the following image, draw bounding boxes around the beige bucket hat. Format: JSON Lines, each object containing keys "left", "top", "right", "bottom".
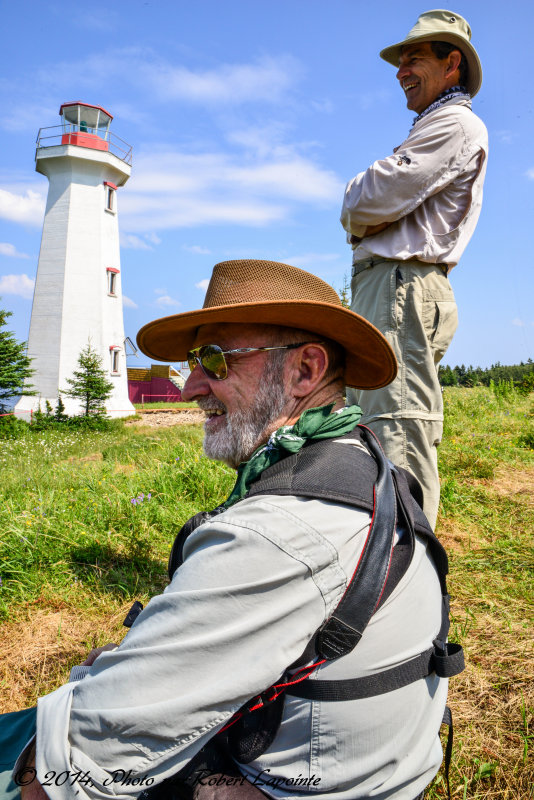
{"left": 136, "top": 259, "right": 397, "bottom": 390}
{"left": 380, "top": 9, "right": 482, "bottom": 97}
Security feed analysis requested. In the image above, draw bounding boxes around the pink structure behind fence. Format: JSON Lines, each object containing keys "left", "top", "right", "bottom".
{"left": 127, "top": 365, "right": 184, "bottom": 404}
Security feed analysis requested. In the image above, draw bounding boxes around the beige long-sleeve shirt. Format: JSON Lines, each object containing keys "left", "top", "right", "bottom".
{"left": 341, "top": 98, "right": 488, "bottom": 268}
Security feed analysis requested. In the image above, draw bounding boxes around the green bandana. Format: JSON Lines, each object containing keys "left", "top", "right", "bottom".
{"left": 223, "top": 403, "right": 362, "bottom": 509}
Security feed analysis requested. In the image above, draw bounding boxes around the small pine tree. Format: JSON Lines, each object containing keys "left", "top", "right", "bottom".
{"left": 63, "top": 342, "right": 114, "bottom": 417}
{"left": 0, "top": 303, "right": 34, "bottom": 413}
{"left": 55, "top": 394, "right": 68, "bottom": 422}
{"left": 338, "top": 274, "right": 351, "bottom": 309}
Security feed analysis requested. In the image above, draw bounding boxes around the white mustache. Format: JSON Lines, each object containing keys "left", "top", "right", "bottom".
{"left": 196, "top": 396, "right": 227, "bottom": 414}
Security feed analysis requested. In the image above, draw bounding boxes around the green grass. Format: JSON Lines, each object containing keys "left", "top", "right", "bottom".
{"left": 1, "top": 387, "right": 532, "bottom": 797}
{"left": 0, "top": 422, "right": 234, "bottom": 618}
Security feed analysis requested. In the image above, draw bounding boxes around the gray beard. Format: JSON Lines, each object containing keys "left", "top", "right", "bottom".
{"left": 201, "top": 357, "right": 288, "bottom": 469}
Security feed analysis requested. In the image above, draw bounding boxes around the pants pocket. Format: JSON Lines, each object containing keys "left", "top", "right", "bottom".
{"left": 422, "top": 298, "right": 458, "bottom": 364}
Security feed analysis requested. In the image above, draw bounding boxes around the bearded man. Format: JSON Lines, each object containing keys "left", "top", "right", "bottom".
{"left": 14, "top": 260, "right": 462, "bottom": 800}
{"left": 341, "top": 10, "right": 488, "bottom": 527}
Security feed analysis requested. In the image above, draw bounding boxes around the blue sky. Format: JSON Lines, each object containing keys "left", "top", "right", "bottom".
{"left": 0, "top": 0, "right": 532, "bottom": 369}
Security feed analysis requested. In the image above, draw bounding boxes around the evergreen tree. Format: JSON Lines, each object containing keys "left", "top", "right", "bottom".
{"left": 0, "top": 304, "right": 34, "bottom": 412}
{"left": 63, "top": 342, "right": 114, "bottom": 416}
{"left": 54, "top": 395, "right": 68, "bottom": 422}
{"left": 338, "top": 274, "right": 351, "bottom": 309}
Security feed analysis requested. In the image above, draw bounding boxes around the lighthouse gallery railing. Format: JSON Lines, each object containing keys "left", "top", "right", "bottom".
{"left": 36, "top": 125, "right": 133, "bottom": 165}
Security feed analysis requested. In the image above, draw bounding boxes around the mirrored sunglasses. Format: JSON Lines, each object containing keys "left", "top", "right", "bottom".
{"left": 187, "top": 342, "right": 322, "bottom": 381}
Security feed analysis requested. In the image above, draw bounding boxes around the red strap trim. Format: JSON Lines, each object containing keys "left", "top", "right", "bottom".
{"left": 219, "top": 658, "right": 327, "bottom": 733}
{"left": 106, "top": 267, "right": 120, "bottom": 274}
{"left": 103, "top": 181, "right": 117, "bottom": 190}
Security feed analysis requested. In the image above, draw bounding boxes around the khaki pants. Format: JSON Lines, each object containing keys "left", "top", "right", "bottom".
{"left": 347, "top": 259, "right": 458, "bottom": 528}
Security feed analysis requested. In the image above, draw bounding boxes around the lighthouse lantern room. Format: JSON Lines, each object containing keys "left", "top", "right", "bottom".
{"left": 15, "top": 102, "right": 135, "bottom": 418}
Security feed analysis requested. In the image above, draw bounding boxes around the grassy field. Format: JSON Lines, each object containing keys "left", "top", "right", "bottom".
{"left": 0, "top": 387, "right": 532, "bottom": 798}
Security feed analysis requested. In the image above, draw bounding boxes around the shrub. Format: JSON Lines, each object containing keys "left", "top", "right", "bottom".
{"left": 516, "top": 428, "right": 534, "bottom": 450}
{"left": 489, "top": 378, "right": 516, "bottom": 401}
{"left": 0, "top": 413, "right": 28, "bottom": 439}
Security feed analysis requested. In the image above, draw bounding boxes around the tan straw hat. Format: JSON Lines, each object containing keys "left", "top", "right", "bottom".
{"left": 136, "top": 259, "right": 397, "bottom": 390}
{"left": 380, "top": 9, "right": 482, "bottom": 97}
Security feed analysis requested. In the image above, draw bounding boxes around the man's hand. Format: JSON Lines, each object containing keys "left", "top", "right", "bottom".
{"left": 19, "top": 744, "right": 49, "bottom": 800}
{"left": 81, "top": 643, "right": 119, "bottom": 666}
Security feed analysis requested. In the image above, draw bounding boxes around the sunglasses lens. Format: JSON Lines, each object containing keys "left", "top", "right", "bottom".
{"left": 188, "top": 345, "right": 227, "bottom": 380}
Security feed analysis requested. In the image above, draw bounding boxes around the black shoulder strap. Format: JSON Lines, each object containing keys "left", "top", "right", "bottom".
{"left": 315, "top": 425, "right": 399, "bottom": 659}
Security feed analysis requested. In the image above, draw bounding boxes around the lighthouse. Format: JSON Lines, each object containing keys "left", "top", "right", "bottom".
{"left": 15, "top": 102, "right": 135, "bottom": 418}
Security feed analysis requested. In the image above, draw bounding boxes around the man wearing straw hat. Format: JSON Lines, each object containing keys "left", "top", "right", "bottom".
{"left": 341, "top": 10, "right": 488, "bottom": 528}
{"left": 15, "top": 260, "right": 463, "bottom": 800}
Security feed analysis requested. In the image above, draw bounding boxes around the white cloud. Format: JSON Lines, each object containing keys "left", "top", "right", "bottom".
{"left": 144, "top": 55, "right": 300, "bottom": 105}
{"left": 120, "top": 149, "right": 342, "bottom": 232}
{"left": 0, "top": 242, "right": 29, "bottom": 259}
{"left": 195, "top": 279, "right": 210, "bottom": 291}
{"left": 73, "top": 9, "right": 119, "bottom": 32}
{"left": 185, "top": 245, "right": 212, "bottom": 255}
{"left": 120, "top": 232, "right": 162, "bottom": 250}
{"left": 512, "top": 318, "right": 525, "bottom": 327}
{"left": 122, "top": 295, "right": 138, "bottom": 308}
{"left": 32, "top": 49, "right": 299, "bottom": 109}
{"left": 0, "top": 187, "right": 45, "bottom": 226}
{"left": 0, "top": 102, "right": 57, "bottom": 133}
{"left": 155, "top": 294, "right": 181, "bottom": 308}
{"left": 495, "top": 129, "right": 514, "bottom": 145}
{"left": 527, "top": 169, "right": 534, "bottom": 180}
{"left": 120, "top": 233, "right": 152, "bottom": 250}
{"left": 311, "top": 99, "right": 334, "bottom": 114}
{"left": 0, "top": 273, "right": 35, "bottom": 299}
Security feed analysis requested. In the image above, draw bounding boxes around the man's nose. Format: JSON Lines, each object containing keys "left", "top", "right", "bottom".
{"left": 396, "top": 64, "right": 409, "bottom": 81}
{"left": 182, "top": 363, "right": 210, "bottom": 401}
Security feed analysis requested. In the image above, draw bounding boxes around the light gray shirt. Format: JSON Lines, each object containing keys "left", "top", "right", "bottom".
{"left": 34, "top": 454, "right": 447, "bottom": 799}
{"left": 341, "top": 98, "right": 488, "bottom": 268}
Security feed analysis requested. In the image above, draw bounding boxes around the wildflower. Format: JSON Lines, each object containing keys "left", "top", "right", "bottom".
{"left": 130, "top": 498, "right": 138, "bottom": 505}
{"left": 147, "top": 493, "right": 152, "bottom": 500}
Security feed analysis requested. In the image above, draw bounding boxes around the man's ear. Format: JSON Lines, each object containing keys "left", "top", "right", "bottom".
{"left": 446, "top": 49, "right": 462, "bottom": 78}
{"left": 289, "top": 343, "right": 329, "bottom": 398}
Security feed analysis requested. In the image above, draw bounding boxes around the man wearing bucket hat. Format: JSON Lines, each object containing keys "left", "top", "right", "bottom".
{"left": 341, "top": 9, "right": 488, "bottom": 528}
{"left": 16, "top": 261, "right": 463, "bottom": 800}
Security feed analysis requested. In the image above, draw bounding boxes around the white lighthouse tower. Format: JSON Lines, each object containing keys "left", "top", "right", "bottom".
{"left": 15, "top": 101, "right": 135, "bottom": 419}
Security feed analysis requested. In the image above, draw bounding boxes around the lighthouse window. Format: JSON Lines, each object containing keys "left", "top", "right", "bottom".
{"left": 106, "top": 186, "right": 115, "bottom": 212}
{"left": 111, "top": 348, "right": 121, "bottom": 374}
{"left": 108, "top": 270, "right": 117, "bottom": 296}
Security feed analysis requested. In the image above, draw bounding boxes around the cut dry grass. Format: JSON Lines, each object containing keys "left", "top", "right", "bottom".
{"left": 0, "top": 602, "right": 129, "bottom": 713}
{"left": 427, "top": 387, "right": 533, "bottom": 799}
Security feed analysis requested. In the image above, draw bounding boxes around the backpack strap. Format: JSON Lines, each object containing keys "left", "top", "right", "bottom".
{"left": 314, "top": 425, "right": 399, "bottom": 659}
